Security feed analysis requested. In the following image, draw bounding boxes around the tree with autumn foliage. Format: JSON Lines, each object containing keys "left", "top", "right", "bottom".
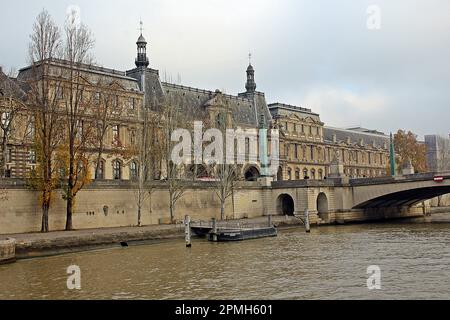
{"left": 393, "top": 129, "right": 427, "bottom": 173}
{"left": 61, "top": 8, "right": 96, "bottom": 230}
{"left": 26, "top": 9, "right": 66, "bottom": 232}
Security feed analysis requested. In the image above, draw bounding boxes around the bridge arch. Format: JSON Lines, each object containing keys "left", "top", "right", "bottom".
{"left": 317, "top": 192, "right": 329, "bottom": 218}
{"left": 353, "top": 185, "right": 450, "bottom": 209}
{"left": 276, "top": 194, "right": 295, "bottom": 216}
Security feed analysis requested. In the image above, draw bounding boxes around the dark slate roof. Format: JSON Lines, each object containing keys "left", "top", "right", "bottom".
{"left": 0, "top": 69, "right": 27, "bottom": 101}
{"left": 18, "top": 59, "right": 141, "bottom": 92}
{"left": 324, "top": 126, "right": 389, "bottom": 149}
{"left": 126, "top": 66, "right": 272, "bottom": 127}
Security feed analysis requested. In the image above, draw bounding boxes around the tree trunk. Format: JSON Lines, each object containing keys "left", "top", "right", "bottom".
{"left": 221, "top": 201, "right": 225, "bottom": 221}
{"left": 41, "top": 202, "right": 49, "bottom": 233}
{"left": 2, "top": 135, "right": 7, "bottom": 177}
{"left": 65, "top": 187, "right": 74, "bottom": 230}
{"left": 137, "top": 207, "right": 141, "bottom": 227}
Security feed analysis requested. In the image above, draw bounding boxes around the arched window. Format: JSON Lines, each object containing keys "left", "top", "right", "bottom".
{"left": 310, "top": 169, "right": 316, "bottom": 180}
{"left": 287, "top": 168, "right": 292, "bottom": 180}
{"left": 295, "top": 169, "right": 300, "bottom": 180}
{"left": 318, "top": 169, "right": 323, "bottom": 180}
{"left": 303, "top": 168, "right": 308, "bottom": 179}
{"left": 130, "top": 161, "right": 138, "bottom": 180}
{"left": 113, "top": 160, "right": 122, "bottom": 180}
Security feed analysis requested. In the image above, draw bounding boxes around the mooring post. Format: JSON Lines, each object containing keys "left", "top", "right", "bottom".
{"left": 304, "top": 209, "right": 311, "bottom": 233}
{"left": 268, "top": 214, "right": 272, "bottom": 227}
{"left": 211, "top": 218, "right": 217, "bottom": 242}
{"left": 184, "top": 215, "right": 191, "bottom": 247}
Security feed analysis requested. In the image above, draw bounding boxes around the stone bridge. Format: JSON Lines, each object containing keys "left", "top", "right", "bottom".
{"left": 267, "top": 172, "right": 450, "bottom": 224}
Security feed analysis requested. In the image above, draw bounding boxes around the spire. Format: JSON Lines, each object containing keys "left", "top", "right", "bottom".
{"left": 245, "top": 53, "right": 256, "bottom": 93}
{"left": 135, "top": 20, "right": 149, "bottom": 68}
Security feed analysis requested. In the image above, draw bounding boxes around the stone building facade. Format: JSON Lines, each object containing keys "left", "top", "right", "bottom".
{"left": 270, "top": 103, "right": 390, "bottom": 181}
{"left": 0, "top": 30, "right": 390, "bottom": 182}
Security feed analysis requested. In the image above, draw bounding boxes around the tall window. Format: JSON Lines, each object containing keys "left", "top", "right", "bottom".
{"left": 303, "top": 168, "right": 308, "bottom": 179}
{"left": 112, "top": 125, "right": 119, "bottom": 141}
{"left": 295, "top": 169, "right": 300, "bottom": 180}
{"left": 113, "top": 160, "right": 122, "bottom": 180}
{"left": 287, "top": 168, "right": 292, "bottom": 180}
{"left": 6, "top": 148, "right": 12, "bottom": 163}
{"left": 94, "top": 92, "right": 100, "bottom": 104}
{"left": 29, "top": 150, "right": 36, "bottom": 164}
{"left": 1, "top": 112, "right": 11, "bottom": 128}
{"left": 129, "top": 97, "right": 135, "bottom": 110}
{"left": 130, "top": 130, "right": 136, "bottom": 145}
{"left": 76, "top": 120, "right": 83, "bottom": 139}
{"left": 310, "top": 145, "right": 314, "bottom": 160}
{"left": 130, "top": 161, "right": 138, "bottom": 180}
{"left": 318, "top": 169, "right": 323, "bottom": 180}
{"left": 96, "top": 160, "right": 105, "bottom": 180}
{"left": 310, "top": 169, "right": 316, "bottom": 180}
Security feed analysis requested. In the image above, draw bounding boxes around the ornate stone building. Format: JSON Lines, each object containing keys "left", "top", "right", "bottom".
{"left": 270, "top": 103, "right": 390, "bottom": 181}
{"left": 0, "top": 30, "right": 390, "bottom": 181}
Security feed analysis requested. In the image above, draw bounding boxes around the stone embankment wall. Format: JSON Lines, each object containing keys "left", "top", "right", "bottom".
{"left": 0, "top": 238, "right": 16, "bottom": 263}
{"left": 0, "top": 180, "right": 265, "bottom": 234}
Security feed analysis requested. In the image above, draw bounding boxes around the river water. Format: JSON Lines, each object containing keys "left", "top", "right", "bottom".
{"left": 1, "top": 216, "right": 450, "bottom": 300}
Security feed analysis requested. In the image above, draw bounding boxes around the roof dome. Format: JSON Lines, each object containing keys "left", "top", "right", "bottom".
{"left": 246, "top": 64, "right": 254, "bottom": 72}
{"left": 137, "top": 34, "right": 147, "bottom": 44}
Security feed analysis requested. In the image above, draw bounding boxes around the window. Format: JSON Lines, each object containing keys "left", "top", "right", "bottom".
{"left": 6, "top": 148, "right": 12, "bottom": 163}
{"left": 295, "top": 144, "right": 299, "bottom": 159}
{"left": 287, "top": 168, "right": 292, "bottom": 180}
{"left": 76, "top": 120, "right": 83, "bottom": 139}
{"left": 96, "top": 161, "right": 105, "bottom": 180}
{"left": 318, "top": 169, "right": 323, "bottom": 180}
{"left": 129, "top": 97, "right": 135, "bottom": 110}
{"left": 112, "top": 95, "right": 118, "bottom": 109}
{"left": 295, "top": 169, "right": 300, "bottom": 180}
{"left": 1, "top": 112, "right": 11, "bottom": 128}
{"left": 29, "top": 150, "right": 36, "bottom": 164}
{"left": 310, "top": 146, "right": 314, "bottom": 160}
{"left": 130, "top": 130, "right": 136, "bottom": 145}
{"left": 303, "top": 168, "right": 308, "bottom": 179}
{"left": 113, "top": 160, "right": 122, "bottom": 180}
{"left": 112, "top": 125, "right": 119, "bottom": 141}
{"left": 94, "top": 92, "right": 100, "bottom": 104}
{"left": 310, "top": 169, "right": 316, "bottom": 180}
{"left": 28, "top": 116, "right": 35, "bottom": 138}
{"left": 130, "top": 161, "right": 138, "bottom": 180}
{"left": 56, "top": 86, "right": 64, "bottom": 99}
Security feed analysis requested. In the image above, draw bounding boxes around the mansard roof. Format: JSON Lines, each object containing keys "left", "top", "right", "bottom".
{"left": 0, "top": 69, "right": 27, "bottom": 101}
{"left": 324, "top": 126, "right": 389, "bottom": 150}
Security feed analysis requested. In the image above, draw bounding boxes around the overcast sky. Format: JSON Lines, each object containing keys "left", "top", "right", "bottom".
{"left": 1, "top": 0, "right": 449, "bottom": 138}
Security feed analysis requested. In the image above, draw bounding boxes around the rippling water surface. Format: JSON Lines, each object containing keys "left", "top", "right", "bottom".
{"left": 1, "top": 218, "right": 450, "bottom": 300}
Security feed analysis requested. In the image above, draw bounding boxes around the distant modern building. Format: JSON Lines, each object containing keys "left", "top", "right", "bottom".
{"left": 425, "top": 134, "right": 450, "bottom": 172}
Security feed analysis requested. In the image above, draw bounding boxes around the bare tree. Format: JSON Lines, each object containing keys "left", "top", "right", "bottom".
{"left": 61, "top": 10, "right": 95, "bottom": 230}
{"left": 26, "top": 9, "right": 65, "bottom": 232}
{"left": 208, "top": 96, "right": 241, "bottom": 220}
{"left": 162, "top": 98, "right": 187, "bottom": 223}
{"left": 0, "top": 70, "right": 27, "bottom": 177}
{"left": 133, "top": 99, "right": 164, "bottom": 226}
{"left": 91, "top": 80, "right": 127, "bottom": 180}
